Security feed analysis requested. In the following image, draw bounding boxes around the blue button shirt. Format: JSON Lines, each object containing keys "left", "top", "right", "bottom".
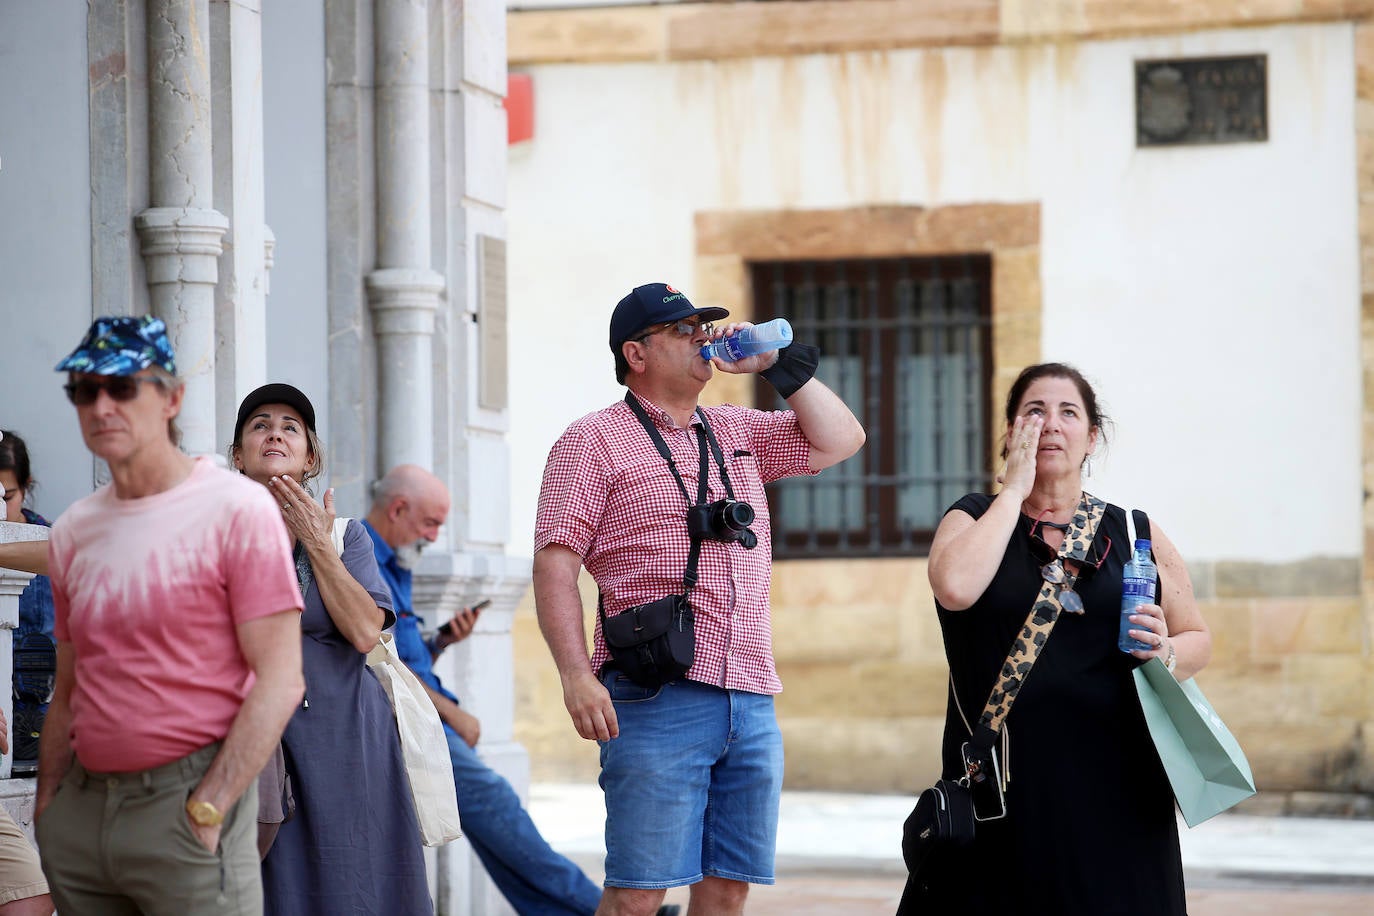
{"left": 362, "top": 519, "right": 459, "bottom": 704}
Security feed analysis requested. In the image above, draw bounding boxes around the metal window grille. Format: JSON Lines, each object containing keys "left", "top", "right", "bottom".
{"left": 751, "top": 256, "right": 993, "bottom": 558}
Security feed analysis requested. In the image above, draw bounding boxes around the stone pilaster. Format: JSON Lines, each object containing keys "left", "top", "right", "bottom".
{"left": 369, "top": 0, "right": 445, "bottom": 475}
{"left": 426, "top": 1, "right": 526, "bottom": 911}
{"left": 88, "top": 0, "right": 150, "bottom": 323}
{"left": 324, "top": 0, "right": 378, "bottom": 515}
{"left": 138, "top": 0, "right": 229, "bottom": 457}
{"left": 325, "top": 3, "right": 520, "bottom": 907}
{"left": 211, "top": 0, "right": 269, "bottom": 450}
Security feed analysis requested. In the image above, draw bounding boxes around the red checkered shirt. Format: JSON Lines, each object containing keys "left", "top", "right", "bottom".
{"left": 535, "top": 392, "right": 818, "bottom": 694}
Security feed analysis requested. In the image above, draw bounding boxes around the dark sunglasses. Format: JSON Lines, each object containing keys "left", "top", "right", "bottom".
{"left": 64, "top": 376, "right": 164, "bottom": 407}
{"left": 1027, "top": 511, "right": 1111, "bottom": 615}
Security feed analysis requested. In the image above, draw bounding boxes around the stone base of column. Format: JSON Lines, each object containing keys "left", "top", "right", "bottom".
{"left": 135, "top": 207, "right": 230, "bottom": 284}
{"left": 366, "top": 267, "right": 444, "bottom": 334}
{"left": 366, "top": 267, "right": 445, "bottom": 471}
{"left": 134, "top": 206, "right": 230, "bottom": 457}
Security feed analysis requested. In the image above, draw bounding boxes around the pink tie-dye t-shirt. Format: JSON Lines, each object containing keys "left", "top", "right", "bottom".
{"left": 49, "top": 456, "right": 302, "bottom": 772}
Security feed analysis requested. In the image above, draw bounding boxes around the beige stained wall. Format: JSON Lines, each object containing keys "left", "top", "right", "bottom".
{"left": 510, "top": 1, "right": 1374, "bottom": 802}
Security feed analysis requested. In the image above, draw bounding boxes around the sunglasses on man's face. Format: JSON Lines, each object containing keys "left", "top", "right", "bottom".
{"left": 632, "top": 319, "right": 713, "bottom": 342}
{"left": 64, "top": 376, "right": 163, "bottom": 407}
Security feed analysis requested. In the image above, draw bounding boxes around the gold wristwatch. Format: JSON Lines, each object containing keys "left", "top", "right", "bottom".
{"left": 186, "top": 799, "right": 224, "bottom": 827}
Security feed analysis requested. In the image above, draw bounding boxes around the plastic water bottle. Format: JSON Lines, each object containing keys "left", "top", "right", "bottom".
{"left": 1117, "top": 539, "right": 1157, "bottom": 653}
{"left": 699, "top": 318, "right": 794, "bottom": 362}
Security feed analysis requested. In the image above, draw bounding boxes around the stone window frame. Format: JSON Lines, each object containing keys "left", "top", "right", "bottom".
{"left": 748, "top": 255, "right": 994, "bottom": 557}
{"left": 694, "top": 203, "right": 1043, "bottom": 479}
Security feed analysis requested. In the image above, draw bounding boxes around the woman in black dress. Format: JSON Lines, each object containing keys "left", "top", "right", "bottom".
{"left": 900, "top": 363, "right": 1212, "bottom": 915}
{"left": 231, "top": 384, "right": 431, "bottom": 915}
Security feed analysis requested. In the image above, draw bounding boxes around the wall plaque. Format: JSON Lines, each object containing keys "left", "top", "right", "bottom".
{"left": 1135, "top": 55, "right": 1267, "bottom": 147}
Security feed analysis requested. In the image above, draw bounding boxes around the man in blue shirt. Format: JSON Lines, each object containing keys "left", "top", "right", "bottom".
{"left": 362, "top": 465, "right": 609, "bottom": 916}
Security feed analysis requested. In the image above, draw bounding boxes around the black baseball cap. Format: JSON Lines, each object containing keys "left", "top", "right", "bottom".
{"left": 608, "top": 283, "right": 729, "bottom": 355}
{"left": 234, "top": 383, "right": 317, "bottom": 440}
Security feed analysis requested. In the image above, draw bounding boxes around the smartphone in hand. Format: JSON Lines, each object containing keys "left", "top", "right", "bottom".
{"left": 437, "top": 598, "right": 491, "bottom": 638}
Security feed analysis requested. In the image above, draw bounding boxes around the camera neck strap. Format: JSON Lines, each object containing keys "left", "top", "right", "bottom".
{"left": 623, "top": 392, "right": 738, "bottom": 593}
{"left": 623, "top": 392, "right": 737, "bottom": 502}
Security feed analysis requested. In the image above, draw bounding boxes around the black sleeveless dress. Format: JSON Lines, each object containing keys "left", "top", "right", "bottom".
{"left": 900, "top": 494, "right": 1186, "bottom": 915}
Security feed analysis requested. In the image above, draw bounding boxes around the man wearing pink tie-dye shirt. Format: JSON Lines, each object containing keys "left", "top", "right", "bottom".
{"left": 34, "top": 316, "right": 305, "bottom": 916}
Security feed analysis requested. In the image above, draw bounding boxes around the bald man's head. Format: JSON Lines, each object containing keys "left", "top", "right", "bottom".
{"left": 366, "top": 464, "right": 451, "bottom": 564}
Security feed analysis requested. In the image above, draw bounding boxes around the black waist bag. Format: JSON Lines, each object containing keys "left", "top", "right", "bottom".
{"left": 601, "top": 595, "right": 695, "bottom": 689}
{"left": 901, "top": 778, "right": 975, "bottom": 877}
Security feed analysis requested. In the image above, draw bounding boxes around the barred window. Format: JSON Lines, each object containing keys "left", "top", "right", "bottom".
{"left": 751, "top": 256, "right": 993, "bottom": 558}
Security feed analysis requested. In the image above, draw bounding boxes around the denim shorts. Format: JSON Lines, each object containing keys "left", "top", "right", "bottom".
{"left": 598, "top": 670, "right": 783, "bottom": 889}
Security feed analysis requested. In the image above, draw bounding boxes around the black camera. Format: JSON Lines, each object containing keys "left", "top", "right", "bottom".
{"left": 687, "top": 499, "right": 758, "bottom": 549}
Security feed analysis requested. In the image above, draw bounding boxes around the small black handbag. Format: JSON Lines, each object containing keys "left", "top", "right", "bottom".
{"left": 600, "top": 593, "right": 696, "bottom": 689}
{"left": 901, "top": 777, "right": 975, "bottom": 875}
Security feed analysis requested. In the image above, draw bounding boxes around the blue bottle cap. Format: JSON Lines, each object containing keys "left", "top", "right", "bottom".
{"left": 1134, "top": 539, "right": 1151, "bottom": 550}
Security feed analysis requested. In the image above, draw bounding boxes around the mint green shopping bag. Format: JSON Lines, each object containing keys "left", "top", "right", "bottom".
{"left": 1133, "top": 657, "right": 1256, "bottom": 828}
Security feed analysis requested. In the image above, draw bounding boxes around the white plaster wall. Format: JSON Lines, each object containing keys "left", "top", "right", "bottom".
{"left": 506, "top": 23, "right": 1359, "bottom": 563}
{"left": 0, "top": 2, "right": 96, "bottom": 521}
{"left": 262, "top": 0, "right": 332, "bottom": 465}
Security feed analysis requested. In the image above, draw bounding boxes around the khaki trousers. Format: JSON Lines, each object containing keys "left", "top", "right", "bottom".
{"left": 36, "top": 742, "right": 260, "bottom": 916}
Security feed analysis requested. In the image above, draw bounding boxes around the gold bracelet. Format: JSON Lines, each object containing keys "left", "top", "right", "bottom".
{"left": 1165, "top": 640, "right": 1177, "bottom": 674}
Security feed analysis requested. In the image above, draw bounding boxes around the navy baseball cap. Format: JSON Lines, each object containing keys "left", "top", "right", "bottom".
{"left": 235, "top": 383, "right": 317, "bottom": 440}
{"left": 608, "top": 283, "right": 729, "bottom": 355}
{"left": 55, "top": 315, "right": 177, "bottom": 376}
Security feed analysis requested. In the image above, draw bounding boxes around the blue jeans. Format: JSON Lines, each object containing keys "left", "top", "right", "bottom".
{"left": 598, "top": 673, "right": 783, "bottom": 889}
{"left": 447, "top": 726, "right": 602, "bottom": 916}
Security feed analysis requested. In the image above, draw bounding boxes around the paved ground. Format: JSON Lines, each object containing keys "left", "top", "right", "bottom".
{"left": 557, "top": 859, "right": 1374, "bottom": 915}
{"left": 530, "top": 783, "right": 1374, "bottom": 914}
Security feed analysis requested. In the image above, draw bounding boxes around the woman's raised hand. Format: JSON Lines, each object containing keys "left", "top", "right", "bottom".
{"left": 270, "top": 474, "right": 336, "bottom": 552}
{"left": 1001, "top": 415, "right": 1043, "bottom": 498}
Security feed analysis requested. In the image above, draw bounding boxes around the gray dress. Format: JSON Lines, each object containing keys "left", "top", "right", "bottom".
{"left": 262, "top": 519, "right": 432, "bottom": 915}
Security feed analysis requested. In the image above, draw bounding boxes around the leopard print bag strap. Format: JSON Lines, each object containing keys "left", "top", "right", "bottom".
{"left": 975, "top": 492, "right": 1107, "bottom": 738}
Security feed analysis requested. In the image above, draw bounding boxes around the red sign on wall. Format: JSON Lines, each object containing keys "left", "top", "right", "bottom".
{"left": 506, "top": 73, "right": 533, "bottom": 145}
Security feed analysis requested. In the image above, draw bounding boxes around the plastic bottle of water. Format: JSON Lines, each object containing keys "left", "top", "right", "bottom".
{"left": 699, "top": 318, "right": 794, "bottom": 362}
{"left": 1117, "top": 539, "right": 1157, "bottom": 653}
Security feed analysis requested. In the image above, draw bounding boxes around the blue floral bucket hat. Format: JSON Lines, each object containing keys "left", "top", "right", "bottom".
{"left": 55, "top": 315, "right": 177, "bottom": 376}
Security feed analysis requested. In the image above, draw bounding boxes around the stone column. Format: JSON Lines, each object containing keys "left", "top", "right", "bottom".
{"left": 136, "top": 0, "right": 229, "bottom": 457}
{"left": 210, "top": 0, "right": 269, "bottom": 450}
{"left": 369, "top": 0, "right": 445, "bottom": 473}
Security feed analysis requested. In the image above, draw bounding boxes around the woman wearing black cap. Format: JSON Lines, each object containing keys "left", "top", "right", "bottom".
{"left": 230, "top": 384, "right": 431, "bottom": 915}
